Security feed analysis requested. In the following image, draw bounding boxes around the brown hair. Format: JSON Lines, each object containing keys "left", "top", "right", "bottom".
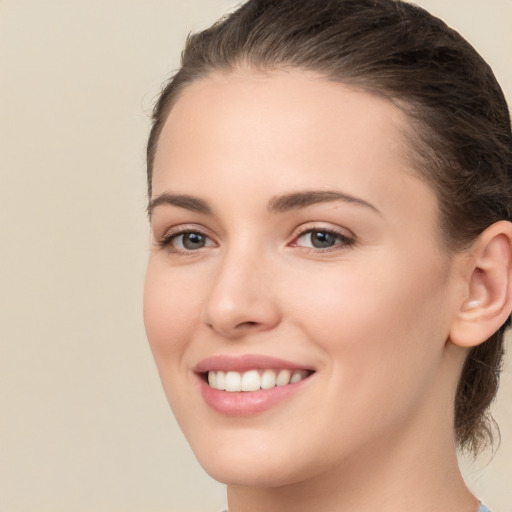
{"left": 147, "top": 0, "right": 512, "bottom": 454}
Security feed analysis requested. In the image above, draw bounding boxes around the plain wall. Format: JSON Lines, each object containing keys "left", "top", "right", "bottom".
{"left": 0, "top": 1, "right": 510, "bottom": 511}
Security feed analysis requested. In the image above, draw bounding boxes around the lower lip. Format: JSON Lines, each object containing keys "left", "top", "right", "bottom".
{"left": 198, "top": 375, "right": 311, "bottom": 417}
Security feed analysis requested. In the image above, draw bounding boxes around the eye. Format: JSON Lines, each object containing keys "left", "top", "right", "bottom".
{"left": 292, "top": 228, "right": 354, "bottom": 250}
{"left": 159, "top": 229, "right": 216, "bottom": 253}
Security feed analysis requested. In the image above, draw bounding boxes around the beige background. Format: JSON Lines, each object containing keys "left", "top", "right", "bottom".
{"left": 0, "top": 1, "right": 511, "bottom": 511}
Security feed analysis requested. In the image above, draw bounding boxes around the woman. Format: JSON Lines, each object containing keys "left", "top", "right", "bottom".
{"left": 143, "top": 0, "right": 512, "bottom": 511}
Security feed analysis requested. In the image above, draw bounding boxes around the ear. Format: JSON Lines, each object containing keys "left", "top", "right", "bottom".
{"left": 449, "top": 220, "right": 512, "bottom": 348}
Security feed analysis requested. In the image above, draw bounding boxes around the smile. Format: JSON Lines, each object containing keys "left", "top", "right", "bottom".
{"left": 195, "top": 355, "right": 316, "bottom": 416}
{"left": 207, "top": 369, "right": 311, "bottom": 392}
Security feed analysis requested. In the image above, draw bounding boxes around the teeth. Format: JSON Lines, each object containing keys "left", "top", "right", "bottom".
{"left": 207, "top": 369, "right": 310, "bottom": 392}
{"left": 261, "top": 369, "right": 276, "bottom": 389}
{"left": 225, "top": 371, "right": 242, "bottom": 392}
{"left": 276, "top": 369, "right": 291, "bottom": 386}
{"left": 290, "top": 370, "right": 305, "bottom": 383}
{"left": 208, "top": 371, "right": 216, "bottom": 388}
{"left": 216, "top": 371, "right": 226, "bottom": 391}
{"left": 241, "top": 370, "right": 261, "bottom": 392}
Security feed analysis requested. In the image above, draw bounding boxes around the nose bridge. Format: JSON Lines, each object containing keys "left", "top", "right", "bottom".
{"left": 201, "top": 240, "right": 280, "bottom": 337}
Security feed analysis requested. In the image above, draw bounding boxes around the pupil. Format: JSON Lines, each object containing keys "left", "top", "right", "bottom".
{"left": 183, "top": 232, "right": 205, "bottom": 249}
{"left": 312, "top": 231, "right": 335, "bottom": 248}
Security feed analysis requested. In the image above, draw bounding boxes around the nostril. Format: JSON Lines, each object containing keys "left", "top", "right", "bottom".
{"left": 236, "top": 321, "right": 258, "bottom": 328}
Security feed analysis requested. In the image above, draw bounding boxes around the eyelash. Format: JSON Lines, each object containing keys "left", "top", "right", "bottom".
{"left": 156, "top": 225, "right": 355, "bottom": 255}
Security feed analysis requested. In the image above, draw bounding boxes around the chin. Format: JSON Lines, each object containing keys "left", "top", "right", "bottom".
{"left": 198, "top": 454, "right": 308, "bottom": 488}
{"left": 185, "top": 426, "right": 328, "bottom": 489}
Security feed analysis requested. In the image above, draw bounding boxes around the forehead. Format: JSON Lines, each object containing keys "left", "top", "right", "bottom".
{"left": 152, "top": 70, "right": 439, "bottom": 236}
{"left": 160, "top": 69, "right": 408, "bottom": 142}
{"left": 154, "top": 69, "right": 415, "bottom": 184}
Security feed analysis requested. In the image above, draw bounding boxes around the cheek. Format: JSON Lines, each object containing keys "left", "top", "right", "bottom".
{"left": 143, "top": 261, "right": 207, "bottom": 427}
{"left": 283, "top": 253, "right": 451, "bottom": 390}
{"left": 143, "top": 261, "right": 202, "bottom": 365}
{"left": 274, "top": 257, "right": 453, "bottom": 455}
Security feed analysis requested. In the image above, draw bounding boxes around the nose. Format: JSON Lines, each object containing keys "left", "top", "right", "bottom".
{"left": 201, "top": 249, "right": 281, "bottom": 338}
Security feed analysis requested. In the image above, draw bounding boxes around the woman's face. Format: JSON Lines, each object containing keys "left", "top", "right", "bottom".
{"left": 144, "top": 71, "right": 464, "bottom": 487}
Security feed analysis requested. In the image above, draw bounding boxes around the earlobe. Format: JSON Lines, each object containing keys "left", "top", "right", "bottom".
{"left": 449, "top": 221, "right": 512, "bottom": 348}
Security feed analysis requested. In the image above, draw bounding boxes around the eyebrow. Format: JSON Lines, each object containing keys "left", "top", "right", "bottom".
{"left": 147, "top": 193, "right": 212, "bottom": 217}
{"left": 147, "top": 189, "right": 380, "bottom": 218}
{"left": 267, "top": 190, "right": 381, "bottom": 215}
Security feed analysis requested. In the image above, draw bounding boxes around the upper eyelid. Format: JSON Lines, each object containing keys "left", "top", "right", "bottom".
{"left": 290, "top": 222, "right": 355, "bottom": 240}
{"left": 161, "top": 223, "right": 352, "bottom": 238}
{"left": 156, "top": 223, "right": 212, "bottom": 240}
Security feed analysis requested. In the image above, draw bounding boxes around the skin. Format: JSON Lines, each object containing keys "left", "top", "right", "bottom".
{"left": 144, "top": 70, "right": 480, "bottom": 512}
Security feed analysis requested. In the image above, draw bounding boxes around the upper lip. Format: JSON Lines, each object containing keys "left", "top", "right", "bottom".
{"left": 194, "top": 354, "right": 315, "bottom": 374}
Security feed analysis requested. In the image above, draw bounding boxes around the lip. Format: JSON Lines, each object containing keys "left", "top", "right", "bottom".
{"left": 194, "top": 354, "right": 314, "bottom": 373}
{"left": 194, "top": 354, "right": 315, "bottom": 417}
{"left": 198, "top": 375, "right": 312, "bottom": 416}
